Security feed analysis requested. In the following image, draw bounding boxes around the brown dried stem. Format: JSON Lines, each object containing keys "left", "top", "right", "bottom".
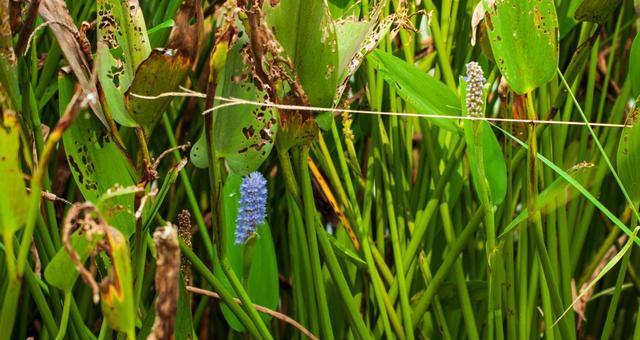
{"left": 149, "top": 224, "right": 181, "bottom": 340}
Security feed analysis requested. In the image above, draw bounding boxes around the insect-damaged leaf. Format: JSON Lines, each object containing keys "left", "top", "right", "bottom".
{"left": 96, "top": 0, "right": 149, "bottom": 127}
{"left": 125, "top": 0, "right": 203, "bottom": 133}
{"left": 0, "top": 111, "right": 29, "bottom": 233}
{"left": 59, "top": 75, "right": 137, "bottom": 237}
{"left": 190, "top": 31, "right": 278, "bottom": 175}
{"left": 265, "top": 0, "right": 339, "bottom": 108}
{"left": 482, "top": 0, "right": 559, "bottom": 94}
{"left": 617, "top": 98, "right": 640, "bottom": 203}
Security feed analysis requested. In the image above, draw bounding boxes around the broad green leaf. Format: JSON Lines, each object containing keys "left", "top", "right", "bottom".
{"left": 189, "top": 130, "right": 208, "bottom": 169}
{"left": 213, "top": 35, "right": 277, "bottom": 175}
{"left": 191, "top": 32, "right": 278, "bottom": 175}
{"left": 59, "top": 75, "right": 137, "bottom": 237}
{"left": 100, "top": 227, "right": 136, "bottom": 336}
{"left": 0, "top": 112, "right": 29, "bottom": 233}
{"left": 617, "top": 98, "right": 640, "bottom": 202}
{"left": 482, "top": 0, "right": 559, "bottom": 94}
{"left": 265, "top": 0, "right": 339, "bottom": 107}
{"left": 125, "top": 0, "right": 201, "bottom": 133}
{"left": 44, "top": 229, "right": 105, "bottom": 291}
{"left": 574, "top": 0, "right": 622, "bottom": 23}
{"left": 125, "top": 49, "right": 193, "bottom": 132}
{"left": 463, "top": 122, "right": 507, "bottom": 205}
{"left": 120, "top": 0, "right": 152, "bottom": 68}
{"left": 499, "top": 162, "right": 596, "bottom": 238}
{"left": 97, "top": 0, "right": 138, "bottom": 127}
{"left": 216, "top": 174, "right": 279, "bottom": 331}
{"left": 368, "top": 50, "right": 460, "bottom": 131}
{"left": 630, "top": 33, "right": 640, "bottom": 98}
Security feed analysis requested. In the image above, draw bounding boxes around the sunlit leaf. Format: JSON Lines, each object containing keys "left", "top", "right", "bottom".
{"left": 368, "top": 50, "right": 460, "bottom": 131}
{"left": 482, "top": 0, "right": 559, "bottom": 94}
{"left": 265, "top": 0, "right": 339, "bottom": 108}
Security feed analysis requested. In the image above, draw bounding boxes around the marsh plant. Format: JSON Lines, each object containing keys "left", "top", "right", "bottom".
{"left": 1, "top": 0, "right": 640, "bottom": 339}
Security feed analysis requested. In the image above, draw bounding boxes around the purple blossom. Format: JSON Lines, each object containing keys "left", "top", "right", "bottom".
{"left": 234, "top": 172, "right": 268, "bottom": 244}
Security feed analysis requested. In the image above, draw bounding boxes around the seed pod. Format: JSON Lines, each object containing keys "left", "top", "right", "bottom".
{"left": 465, "top": 61, "right": 486, "bottom": 117}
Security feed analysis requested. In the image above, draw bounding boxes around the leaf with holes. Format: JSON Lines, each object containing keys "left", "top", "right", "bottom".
{"left": 0, "top": 112, "right": 29, "bottom": 233}
{"left": 482, "top": 0, "right": 559, "bottom": 94}
{"left": 59, "top": 75, "right": 137, "bottom": 237}
{"left": 97, "top": 0, "right": 142, "bottom": 126}
{"left": 265, "top": 0, "right": 339, "bottom": 108}
{"left": 190, "top": 32, "right": 277, "bottom": 175}
{"left": 125, "top": 0, "right": 202, "bottom": 133}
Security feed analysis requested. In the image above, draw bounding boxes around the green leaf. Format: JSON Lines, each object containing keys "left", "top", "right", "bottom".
{"left": 630, "top": 33, "right": 640, "bottom": 98}
{"left": 368, "top": 50, "right": 460, "bottom": 131}
{"left": 463, "top": 121, "right": 507, "bottom": 205}
{"left": 59, "top": 75, "right": 137, "bottom": 237}
{"left": 482, "top": 0, "right": 559, "bottom": 94}
{"left": 0, "top": 112, "right": 29, "bottom": 233}
{"left": 96, "top": 0, "right": 140, "bottom": 127}
{"left": 175, "top": 276, "right": 195, "bottom": 340}
{"left": 190, "top": 32, "right": 278, "bottom": 175}
{"left": 617, "top": 98, "right": 640, "bottom": 202}
{"left": 125, "top": 0, "right": 201, "bottom": 133}
{"left": 44, "top": 230, "right": 105, "bottom": 291}
{"left": 125, "top": 49, "right": 193, "bottom": 132}
{"left": 265, "top": 0, "right": 339, "bottom": 107}
{"left": 335, "top": 19, "right": 370, "bottom": 78}
{"left": 574, "top": 0, "right": 623, "bottom": 23}
{"left": 216, "top": 174, "right": 279, "bottom": 331}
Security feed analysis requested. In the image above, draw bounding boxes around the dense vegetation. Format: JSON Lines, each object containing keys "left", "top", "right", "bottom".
{"left": 1, "top": 0, "right": 640, "bottom": 339}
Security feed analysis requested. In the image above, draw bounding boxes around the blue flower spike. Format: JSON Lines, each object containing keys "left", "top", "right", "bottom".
{"left": 234, "top": 171, "right": 268, "bottom": 245}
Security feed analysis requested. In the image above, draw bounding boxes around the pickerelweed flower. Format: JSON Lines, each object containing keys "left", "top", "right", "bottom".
{"left": 234, "top": 171, "right": 268, "bottom": 244}
{"left": 465, "top": 61, "right": 485, "bottom": 117}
